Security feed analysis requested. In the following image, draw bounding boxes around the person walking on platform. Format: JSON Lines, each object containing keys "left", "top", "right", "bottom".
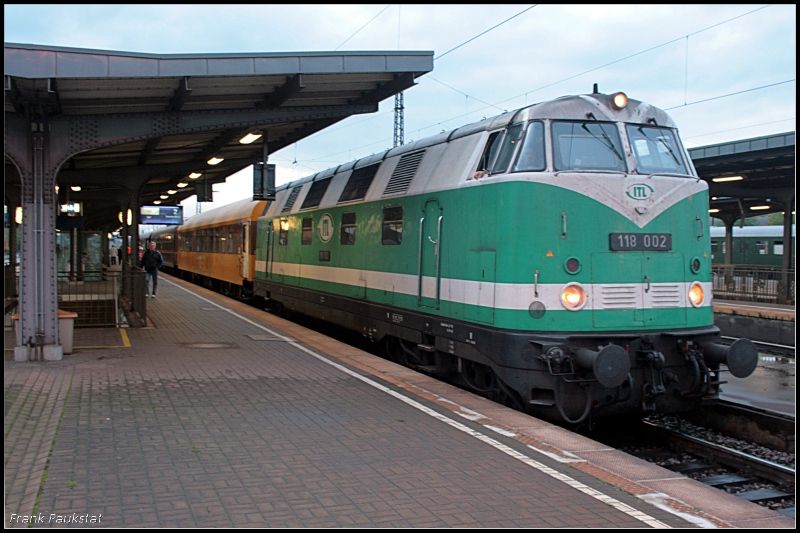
{"left": 109, "top": 244, "right": 117, "bottom": 265}
{"left": 140, "top": 241, "right": 164, "bottom": 298}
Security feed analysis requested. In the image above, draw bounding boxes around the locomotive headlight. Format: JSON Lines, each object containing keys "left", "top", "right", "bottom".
{"left": 688, "top": 282, "right": 705, "bottom": 308}
{"left": 560, "top": 283, "right": 587, "bottom": 311}
{"left": 612, "top": 92, "right": 628, "bottom": 109}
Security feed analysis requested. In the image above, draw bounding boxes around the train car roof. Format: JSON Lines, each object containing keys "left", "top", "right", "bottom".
{"left": 145, "top": 226, "right": 178, "bottom": 238}
{"left": 709, "top": 225, "right": 795, "bottom": 238}
{"left": 179, "top": 198, "right": 269, "bottom": 231}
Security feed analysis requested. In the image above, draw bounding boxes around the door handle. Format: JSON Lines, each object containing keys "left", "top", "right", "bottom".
{"left": 644, "top": 274, "right": 650, "bottom": 293}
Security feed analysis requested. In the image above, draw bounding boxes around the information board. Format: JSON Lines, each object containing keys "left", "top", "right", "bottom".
{"left": 139, "top": 206, "right": 183, "bottom": 225}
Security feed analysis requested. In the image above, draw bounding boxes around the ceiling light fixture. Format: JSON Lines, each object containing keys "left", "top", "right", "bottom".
{"left": 239, "top": 131, "right": 263, "bottom": 144}
{"left": 750, "top": 205, "right": 770, "bottom": 211}
{"left": 70, "top": 185, "right": 81, "bottom": 192}
{"left": 177, "top": 182, "right": 188, "bottom": 188}
{"left": 189, "top": 172, "right": 202, "bottom": 179}
{"left": 167, "top": 190, "right": 177, "bottom": 195}
{"left": 207, "top": 157, "right": 224, "bottom": 165}
{"left": 153, "top": 200, "right": 162, "bottom": 205}
{"left": 712, "top": 176, "right": 744, "bottom": 182}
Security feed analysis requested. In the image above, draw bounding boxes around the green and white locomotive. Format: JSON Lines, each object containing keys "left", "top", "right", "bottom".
{"left": 253, "top": 89, "right": 758, "bottom": 424}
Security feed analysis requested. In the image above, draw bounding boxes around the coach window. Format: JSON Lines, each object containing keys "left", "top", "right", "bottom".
{"left": 279, "top": 218, "right": 289, "bottom": 245}
{"left": 491, "top": 123, "right": 523, "bottom": 175}
{"left": 382, "top": 206, "right": 403, "bottom": 245}
{"left": 512, "top": 121, "right": 546, "bottom": 172}
{"left": 774, "top": 241, "right": 783, "bottom": 255}
{"left": 215, "top": 227, "right": 221, "bottom": 253}
{"left": 552, "top": 121, "right": 627, "bottom": 172}
{"left": 341, "top": 212, "right": 356, "bottom": 245}
{"left": 756, "top": 241, "right": 769, "bottom": 255}
{"left": 302, "top": 217, "right": 313, "bottom": 245}
{"left": 195, "top": 231, "right": 202, "bottom": 252}
{"left": 228, "top": 226, "right": 234, "bottom": 254}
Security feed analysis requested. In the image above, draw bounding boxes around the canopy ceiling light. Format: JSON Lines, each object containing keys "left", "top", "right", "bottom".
{"left": 750, "top": 205, "right": 770, "bottom": 211}
{"left": 712, "top": 176, "right": 744, "bottom": 182}
{"left": 153, "top": 200, "right": 162, "bottom": 205}
{"left": 177, "top": 182, "right": 188, "bottom": 188}
{"left": 207, "top": 157, "right": 224, "bottom": 165}
{"left": 160, "top": 195, "right": 169, "bottom": 199}
{"left": 189, "top": 172, "right": 202, "bottom": 179}
{"left": 70, "top": 185, "right": 81, "bottom": 192}
{"left": 167, "top": 190, "right": 177, "bottom": 195}
{"left": 239, "top": 131, "right": 263, "bottom": 145}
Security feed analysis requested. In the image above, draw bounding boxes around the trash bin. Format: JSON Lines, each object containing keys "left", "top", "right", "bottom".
{"left": 11, "top": 309, "right": 78, "bottom": 354}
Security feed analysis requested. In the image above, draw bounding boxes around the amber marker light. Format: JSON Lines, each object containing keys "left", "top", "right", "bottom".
{"left": 612, "top": 92, "right": 628, "bottom": 109}
{"left": 560, "top": 283, "right": 587, "bottom": 311}
{"left": 688, "top": 282, "right": 705, "bottom": 308}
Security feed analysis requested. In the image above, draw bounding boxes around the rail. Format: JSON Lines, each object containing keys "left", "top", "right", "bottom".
{"left": 711, "top": 265, "right": 795, "bottom": 305}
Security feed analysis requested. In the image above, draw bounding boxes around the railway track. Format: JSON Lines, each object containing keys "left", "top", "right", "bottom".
{"left": 592, "top": 401, "right": 795, "bottom": 517}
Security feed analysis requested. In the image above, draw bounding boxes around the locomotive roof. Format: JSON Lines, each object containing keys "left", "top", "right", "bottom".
{"left": 709, "top": 224, "right": 795, "bottom": 238}
{"left": 273, "top": 92, "right": 678, "bottom": 196}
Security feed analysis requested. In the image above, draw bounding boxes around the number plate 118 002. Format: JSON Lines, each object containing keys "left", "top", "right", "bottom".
{"left": 610, "top": 233, "right": 672, "bottom": 251}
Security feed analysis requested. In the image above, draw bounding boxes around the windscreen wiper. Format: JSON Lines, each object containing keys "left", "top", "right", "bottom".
{"left": 581, "top": 123, "right": 623, "bottom": 161}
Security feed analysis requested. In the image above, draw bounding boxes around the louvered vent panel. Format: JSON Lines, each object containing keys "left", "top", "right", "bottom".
{"left": 600, "top": 285, "right": 638, "bottom": 309}
{"left": 281, "top": 186, "right": 302, "bottom": 213}
{"left": 650, "top": 284, "right": 681, "bottom": 308}
{"left": 383, "top": 150, "right": 425, "bottom": 196}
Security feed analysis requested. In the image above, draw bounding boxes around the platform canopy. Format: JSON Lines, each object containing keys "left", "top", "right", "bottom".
{"left": 5, "top": 43, "right": 433, "bottom": 227}
{"left": 689, "top": 131, "right": 795, "bottom": 220}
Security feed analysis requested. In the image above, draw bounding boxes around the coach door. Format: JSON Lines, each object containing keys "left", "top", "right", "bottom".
{"left": 241, "top": 223, "right": 250, "bottom": 279}
{"left": 418, "top": 199, "right": 443, "bottom": 309}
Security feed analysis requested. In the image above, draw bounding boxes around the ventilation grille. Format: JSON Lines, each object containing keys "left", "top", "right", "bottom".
{"left": 384, "top": 150, "right": 425, "bottom": 196}
{"left": 599, "top": 285, "right": 638, "bottom": 309}
{"left": 650, "top": 284, "right": 681, "bottom": 308}
{"left": 301, "top": 178, "right": 332, "bottom": 210}
{"left": 281, "top": 186, "right": 302, "bottom": 213}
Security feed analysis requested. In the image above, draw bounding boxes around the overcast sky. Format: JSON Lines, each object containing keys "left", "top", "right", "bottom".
{"left": 5, "top": 4, "right": 796, "bottom": 214}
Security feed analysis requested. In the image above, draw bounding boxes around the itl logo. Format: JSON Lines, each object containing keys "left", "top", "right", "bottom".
{"left": 626, "top": 183, "right": 654, "bottom": 201}
{"left": 318, "top": 214, "right": 334, "bottom": 243}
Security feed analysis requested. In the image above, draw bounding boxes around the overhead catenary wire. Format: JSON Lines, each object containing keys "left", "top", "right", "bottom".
{"left": 334, "top": 4, "right": 393, "bottom": 51}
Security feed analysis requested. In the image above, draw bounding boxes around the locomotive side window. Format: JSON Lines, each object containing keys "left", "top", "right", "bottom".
{"left": 474, "top": 131, "right": 503, "bottom": 177}
{"left": 552, "top": 121, "right": 627, "bottom": 172}
{"left": 626, "top": 125, "right": 688, "bottom": 175}
{"left": 279, "top": 219, "right": 288, "bottom": 245}
{"left": 774, "top": 241, "right": 783, "bottom": 255}
{"left": 491, "top": 123, "right": 523, "bottom": 174}
{"left": 512, "top": 121, "right": 546, "bottom": 172}
{"left": 341, "top": 212, "right": 356, "bottom": 245}
{"left": 382, "top": 206, "right": 403, "bottom": 245}
{"left": 301, "top": 177, "right": 332, "bottom": 210}
{"left": 302, "top": 217, "right": 313, "bottom": 245}
{"left": 756, "top": 240, "right": 768, "bottom": 255}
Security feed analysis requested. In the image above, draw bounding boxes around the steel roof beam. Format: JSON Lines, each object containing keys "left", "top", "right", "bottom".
{"left": 167, "top": 77, "right": 192, "bottom": 112}
{"left": 258, "top": 74, "right": 304, "bottom": 109}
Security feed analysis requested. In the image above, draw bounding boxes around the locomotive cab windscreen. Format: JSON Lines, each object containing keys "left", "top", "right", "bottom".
{"left": 551, "top": 121, "right": 627, "bottom": 172}
{"left": 626, "top": 125, "right": 689, "bottom": 175}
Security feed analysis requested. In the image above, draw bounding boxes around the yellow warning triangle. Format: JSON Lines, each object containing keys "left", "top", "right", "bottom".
{"left": 546, "top": 250, "right": 554, "bottom": 257}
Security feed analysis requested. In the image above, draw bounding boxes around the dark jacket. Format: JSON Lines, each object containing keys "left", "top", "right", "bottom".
{"left": 140, "top": 249, "right": 164, "bottom": 272}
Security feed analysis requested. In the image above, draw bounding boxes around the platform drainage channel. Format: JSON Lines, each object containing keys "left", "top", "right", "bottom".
{"left": 181, "top": 342, "right": 238, "bottom": 349}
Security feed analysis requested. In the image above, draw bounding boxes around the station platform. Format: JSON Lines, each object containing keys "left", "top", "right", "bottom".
{"left": 714, "top": 299, "right": 796, "bottom": 322}
{"left": 5, "top": 274, "right": 794, "bottom": 528}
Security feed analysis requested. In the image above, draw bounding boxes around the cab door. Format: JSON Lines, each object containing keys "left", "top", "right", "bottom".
{"left": 418, "top": 199, "right": 443, "bottom": 309}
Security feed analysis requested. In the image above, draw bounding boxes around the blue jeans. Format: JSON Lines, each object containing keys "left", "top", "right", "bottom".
{"left": 145, "top": 269, "right": 159, "bottom": 296}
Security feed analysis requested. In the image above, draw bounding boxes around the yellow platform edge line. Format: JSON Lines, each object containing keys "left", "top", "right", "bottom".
{"left": 120, "top": 329, "right": 131, "bottom": 347}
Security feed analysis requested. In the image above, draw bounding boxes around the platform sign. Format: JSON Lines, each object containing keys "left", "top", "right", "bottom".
{"left": 139, "top": 206, "right": 183, "bottom": 225}
{"left": 253, "top": 163, "right": 276, "bottom": 201}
